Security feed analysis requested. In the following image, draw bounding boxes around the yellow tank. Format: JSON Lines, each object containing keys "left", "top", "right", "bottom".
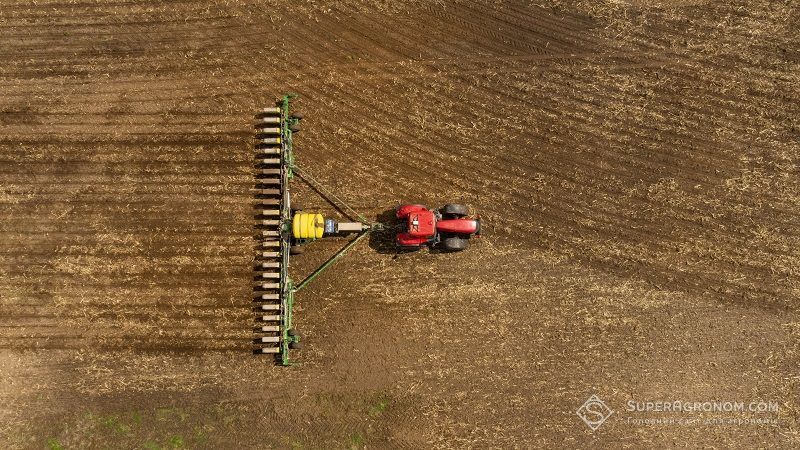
{"left": 292, "top": 213, "right": 324, "bottom": 239}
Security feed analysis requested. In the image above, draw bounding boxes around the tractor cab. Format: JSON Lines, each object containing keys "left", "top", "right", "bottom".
{"left": 406, "top": 209, "right": 436, "bottom": 238}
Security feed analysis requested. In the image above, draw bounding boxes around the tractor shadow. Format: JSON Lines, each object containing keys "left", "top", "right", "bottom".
{"left": 368, "top": 208, "right": 400, "bottom": 255}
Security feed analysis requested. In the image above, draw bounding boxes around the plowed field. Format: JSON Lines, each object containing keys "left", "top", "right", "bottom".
{"left": 1, "top": 0, "right": 798, "bottom": 447}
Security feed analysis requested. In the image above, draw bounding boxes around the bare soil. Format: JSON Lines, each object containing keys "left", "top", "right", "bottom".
{"left": 1, "top": 0, "right": 798, "bottom": 448}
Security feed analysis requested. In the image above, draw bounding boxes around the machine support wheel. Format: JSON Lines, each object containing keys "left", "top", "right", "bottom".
{"left": 290, "top": 245, "right": 304, "bottom": 255}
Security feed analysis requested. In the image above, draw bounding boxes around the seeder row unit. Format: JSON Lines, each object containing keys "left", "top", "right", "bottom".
{"left": 253, "top": 96, "right": 300, "bottom": 363}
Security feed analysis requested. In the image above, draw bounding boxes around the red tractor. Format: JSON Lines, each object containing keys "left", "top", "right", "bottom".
{"left": 396, "top": 204, "right": 481, "bottom": 251}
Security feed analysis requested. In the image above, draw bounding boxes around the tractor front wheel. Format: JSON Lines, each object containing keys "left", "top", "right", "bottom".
{"left": 442, "top": 236, "right": 469, "bottom": 251}
{"left": 442, "top": 204, "right": 469, "bottom": 218}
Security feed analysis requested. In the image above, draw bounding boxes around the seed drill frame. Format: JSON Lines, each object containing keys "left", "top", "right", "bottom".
{"left": 254, "top": 94, "right": 375, "bottom": 365}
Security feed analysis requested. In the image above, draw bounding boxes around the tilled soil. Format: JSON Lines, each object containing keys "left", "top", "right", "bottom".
{"left": 1, "top": 0, "right": 798, "bottom": 448}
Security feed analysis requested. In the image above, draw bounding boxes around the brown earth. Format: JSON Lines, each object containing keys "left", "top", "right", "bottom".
{"left": 1, "top": 0, "right": 799, "bottom": 448}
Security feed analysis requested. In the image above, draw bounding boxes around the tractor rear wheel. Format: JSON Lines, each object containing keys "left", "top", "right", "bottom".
{"left": 442, "top": 236, "right": 469, "bottom": 251}
{"left": 442, "top": 204, "right": 469, "bottom": 218}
